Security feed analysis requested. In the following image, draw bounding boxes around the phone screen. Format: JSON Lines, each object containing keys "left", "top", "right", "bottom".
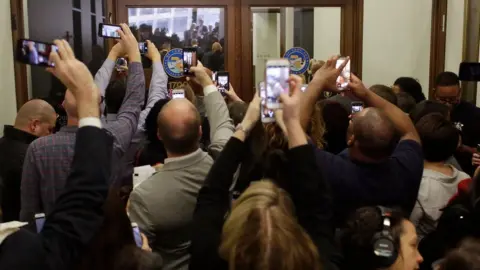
{"left": 100, "top": 24, "right": 121, "bottom": 38}
{"left": 217, "top": 74, "right": 229, "bottom": 95}
{"left": 35, "top": 213, "right": 45, "bottom": 233}
{"left": 301, "top": 84, "right": 308, "bottom": 92}
{"left": 17, "top": 39, "right": 58, "bottom": 67}
{"left": 351, "top": 102, "right": 364, "bottom": 114}
{"left": 139, "top": 42, "right": 148, "bottom": 54}
{"left": 266, "top": 63, "right": 289, "bottom": 108}
{"left": 182, "top": 48, "right": 197, "bottom": 75}
{"left": 172, "top": 90, "right": 185, "bottom": 99}
{"left": 132, "top": 224, "right": 143, "bottom": 248}
{"left": 336, "top": 58, "right": 351, "bottom": 90}
{"left": 260, "top": 82, "right": 275, "bottom": 122}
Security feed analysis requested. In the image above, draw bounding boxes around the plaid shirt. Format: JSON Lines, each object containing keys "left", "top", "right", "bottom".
{"left": 19, "top": 63, "right": 145, "bottom": 221}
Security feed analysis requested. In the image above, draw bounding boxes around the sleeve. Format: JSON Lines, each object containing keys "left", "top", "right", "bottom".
{"left": 137, "top": 61, "right": 168, "bottom": 133}
{"left": 104, "top": 62, "right": 145, "bottom": 158}
{"left": 190, "top": 137, "right": 246, "bottom": 270}
{"left": 19, "top": 144, "right": 42, "bottom": 222}
{"left": 128, "top": 189, "right": 156, "bottom": 243}
{"left": 410, "top": 201, "right": 422, "bottom": 227}
{"left": 203, "top": 86, "right": 235, "bottom": 159}
{"left": 391, "top": 140, "right": 424, "bottom": 184}
{"left": 287, "top": 145, "right": 342, "bottom": 269}
{"left": 94, "top": 59, "right": 115, "bottom": 114}
{"left": 40, "top": 127, "right": 113, "bottom": 270}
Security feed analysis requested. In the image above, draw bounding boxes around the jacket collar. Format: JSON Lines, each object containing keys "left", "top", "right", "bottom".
{"left": 3, "top": 125, "right": 38, "bottom": 144}
{"left": 163, "top": 148, "right": 208, "bottom": 171}
{"left": 58, "top": 125, "right": 79, "bottom": 133}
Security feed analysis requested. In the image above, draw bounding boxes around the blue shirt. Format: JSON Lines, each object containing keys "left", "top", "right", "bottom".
{"left": 315, "top": 140, "right": 424, "bottom": 225}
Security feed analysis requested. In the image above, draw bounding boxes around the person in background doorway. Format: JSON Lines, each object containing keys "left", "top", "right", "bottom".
{"left": 370, "top": 84, "right": 398, "bottom": 106}
{"left": 433, "top": 72, "right": 480, "bottom": 176}
{"left": 393, "top": 77, "right": 426, "bottom": 104}
{"left": 0, "top": 100, "right": 57, "bottom": 222}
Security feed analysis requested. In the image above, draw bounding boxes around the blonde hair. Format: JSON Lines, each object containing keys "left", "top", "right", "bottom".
{"left": 212, "top": 42, "right": 222, "bottom": 53}
{"left": 219, "top": 181, "right": 321, "bottom": 270}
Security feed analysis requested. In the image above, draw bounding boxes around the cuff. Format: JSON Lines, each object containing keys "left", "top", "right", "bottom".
{"left": 203, "top": 85, "right": 217, "bottom": 96}
{"left": 79, "top": 117, "right": 102, "bottom": 128}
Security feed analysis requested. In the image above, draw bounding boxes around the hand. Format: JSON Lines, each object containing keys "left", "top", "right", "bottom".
{"left": 473, "top": 153, "right": 480, "bottom": 166}
{"left": 225, "top": 84, "right": 242, "bottom": 102}
{"left": 188, "top": 61, "right": 213, "bottom": 87}
{"left": 311, "top": 55, "right": 349, "bottom": 91}
{"left": 140, "top": 233, "right": 152, "bottom": 252}
{"left": 145, "top": 40, "right": 161, "bottom": 62}
{"left": 346, "top": 73, "right": 369, "bottom": 100}
{"left": 279, "top": 75, "right": 303, "bottom": 125}
{"left": 117, "top": 23, "right": 140, "bottom": 62}
{"left": 240, "top": 92, "right": 261, "bottom": 131}
{"left": 47, "top": 39, "right": 100, "bottom": 118}
{"left": 108, "top": 42, "right": 126, "bottom": 60}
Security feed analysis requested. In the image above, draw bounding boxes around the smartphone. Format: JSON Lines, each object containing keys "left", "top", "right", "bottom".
{"left": 35, "top": 213, "right": 46, "bottom": 233}
{"left": 259, "top": 82, "right": 275, "bottom": 123}
{"left": 131, "top": 223, "right": 143, "bottom": 248}
{"left": 98, "top": 23, "right": 121, "bottom": 39}
{"left": 216, "top": 71, "right": 230, "bottom": 96}
{"left": 459, "top": 62, "right": 480, "bottom": 81}
{"left": 212, "top": 72, "right": 217, "bottom": 82}
{"left": 172, "top": 89, "right": 185, "bottom": 99}
{"left": 351, "top": 101, "right": 364, "bottom": 114}
{"left": 301, "top": 84, "right": 308, "bottom": 92}
{"left": 336, "top": 57, "right": 351, "bottom": 90}
{"left": 265, "top": 59, "right": 290, "bottom": 109}
{"left": 116, "top": 57, "right": 128, "bottom": 71}
{"left": 139, "top": 42, "right": 148, "bottom": 55}
{"left": 16, "top": 39, "right": 58, "bottom": 67}
{"left": 182, "top": 47, "right": 197, "bottom": 76}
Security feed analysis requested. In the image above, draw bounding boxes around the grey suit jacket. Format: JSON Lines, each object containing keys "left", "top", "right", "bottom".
{"left": 128, "top": 89, "right": 234, "bottom": 270}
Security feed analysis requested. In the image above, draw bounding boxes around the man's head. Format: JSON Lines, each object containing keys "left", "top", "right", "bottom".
{"left": 415, "top": 113, "right": 459, "bottom": 163}
{"left": 199, "top": 19, "right": 204, "bottom": 25}
{"left": 370, "top": 84, "right": 398, "bottom": 106}
{"left": 434, "top": 72, "right": 461, "bottom": 108}
{"left": 393, "top": 77, "right": 425, "bottom": 103}
{"left": 157, "top": 99, "right": 202, "bottom": 156}
{"left": 105, "top": 78, "right": 127, "bottom": 114}
{"left": 347, "top": 108, "right": 397, "bottom": 161}
{"left": 63, "top": 86, "right": 102, "bottom": 120}
{"left": 14, "top": 99, "right": 57, "bottom": 137}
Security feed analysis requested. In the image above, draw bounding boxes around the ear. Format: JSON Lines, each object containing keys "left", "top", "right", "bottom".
{"left": 30, "top": 119, "right": 40, "bottom": 133}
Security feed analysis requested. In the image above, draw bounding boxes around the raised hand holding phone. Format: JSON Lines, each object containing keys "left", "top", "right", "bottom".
{"left": 188, "top": 61, "right": 213, "bottom": 87}
{"left": 279, "top": 75, "right": 307, "bottom": 148}
{"left": 311, "top": 55, "right": 349, "bottom": 92}
{"left": 116, "top": 23, "right": 141, "bottom": 63}
{"left": 144, "top": 40, "right": 161, "bottom": 63}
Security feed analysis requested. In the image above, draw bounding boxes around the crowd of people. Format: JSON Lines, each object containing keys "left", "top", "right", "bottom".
{"left": 1, "top": 22, "right": 480, "bottom": 270}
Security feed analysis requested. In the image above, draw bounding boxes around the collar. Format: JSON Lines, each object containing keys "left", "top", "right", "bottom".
{"left": 163, "top": 148, "right": 207, "bottom": 170}
{"left": 3, "top": 126, "right": 38, "bottom": 144}
{"left": 58, "top": 125, "right": 79, "bottom": 133}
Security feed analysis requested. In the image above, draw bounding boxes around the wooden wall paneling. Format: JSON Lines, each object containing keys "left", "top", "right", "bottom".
{"left": 11, "top": 0, "right": 29, "bottom": 108}
{"left": 428, "top": 0, "right": 447, "bottom": 99}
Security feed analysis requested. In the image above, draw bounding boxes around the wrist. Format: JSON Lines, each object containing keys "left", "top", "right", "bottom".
{"left": 285, "top": 119, "right": 302, "bottom": 130}
{"left": 107, "top": 52, "right": 119, "bottom": 61}
{"left": 128, "top": 51, "right": 142, "bottom": 63}
{"left": 200, "top": 79, "right": 214, "bottom": 88}
{"left": 239, "top": 120, "right": 255, "bottom": 133}
{"left": 152, "top": 55, "right": 161, "bottom": 63}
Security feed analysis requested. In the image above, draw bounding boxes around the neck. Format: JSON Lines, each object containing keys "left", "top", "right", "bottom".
{"left": 424, "top": 160, "right": 448, "bottom": 169}
{"left": 166, "top": 148, "right": 198, "bottom": 159}
{"left": 349, "top": 147, "right": 385, "bottom": 164}
{"left": 13, "top": 125, "right": 34, "bottom": 136}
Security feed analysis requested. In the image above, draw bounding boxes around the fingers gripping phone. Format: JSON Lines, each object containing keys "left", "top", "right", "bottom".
{"left": 172, "top": 89, "right": 185, "bottom": 99}
{"left": 139, "top": 42, "right": 148, "bottom": 55}
{"left": 132, "top": 223, "right": 143, "bottom": 248}
{"left": 35, "top": 213, "right": 46, "bottom": 233}
{"left": 259, "top": 82, "right": 275, "bottom": 123}
{"left": 265, "top": 59, "right": 290, "bottom": 109}
{"left": 16, "top": 39, "right": 58, "bottom": 67}
{"left": 336, "top": 57, "right": 351, "bottom": 91}
{"left": 351, "top": 101, "right": 364, "bottom": 114}
{"left": 216, "top": 71, "right": 230, "bottom": 96}
{"left": 182, "top": 47, "right": 197, "bottom": 76}
{"left": 98, "top": 23, "right": 121, "bottom": 39}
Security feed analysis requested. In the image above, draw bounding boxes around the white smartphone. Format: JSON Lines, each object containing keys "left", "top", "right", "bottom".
{"left": 131, "top": 223, "right": 143, "bottom": 247}
{"left": 351, "top": 101, "right": 364, "bottom": 114}
{"left": 265, "top": 59, "right": 290, "bottom": 109}
{"left": 35, "top": 213, "right": 45, "bottom": 233}
{"left": 172, "top": 89, "right": 185, "bottom": 99}
{"left": 259, "top": 82, "right": 275, "bottom": 123}
{"left": 336, "top": 57, "right": 350, "bottom": 91}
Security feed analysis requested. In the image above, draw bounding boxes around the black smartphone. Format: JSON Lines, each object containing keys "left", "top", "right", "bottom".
{"left": 182, "top": 47, "right": 197, "bottom": 76}
{"left": 98, "top": 23, "right": 121, "bottom": 39}
{"left": 16, "top": 39, "right": 58, "bottom": 67}
{"left": 216, "top": 71, "right": 230, "bottom": 96}
{"left": 351, "top": 101, "right": 364, "bottom": 114}
{"left": 458, "top": 62, "right": 480, "bottom": 81}
{"left": 35, "top": 213, "right": 45, "bottom": 233}
{"left": 139, "top": 42, "right": 148, "bottom": 55}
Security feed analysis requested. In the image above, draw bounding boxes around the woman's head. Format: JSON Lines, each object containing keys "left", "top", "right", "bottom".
{"left": 341, "top": 206, "right": 423, "bottom": 270}
{"left": 439, "top": 239, "right": 480, "bottom": 270}
{"left": 393, "top": 77, "right": 426, "bottom": 103}
{"left": 212, "top": 42, "right": 222, "bottom": 53}
{"left": 319, "top": 100, "right": 349, "bottom": 154}
{"left": 219, "top": 180, "right": 321, "bottom": 270}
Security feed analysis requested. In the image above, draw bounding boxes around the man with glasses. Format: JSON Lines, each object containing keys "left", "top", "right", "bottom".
{"left": 433, "top": 71, "right": 480, "bottom": 176}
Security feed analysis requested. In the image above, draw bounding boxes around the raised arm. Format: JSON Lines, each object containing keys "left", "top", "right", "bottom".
{"left": 190, "top": 94, "right": 261, "bottom": 270}
{"left": 137, "top": 40, "right": 168, "bottom": 132}
{"left": 190, "top": 63, "right": 234, "bottom": 158}
{"left": 94, "top": 43, "right": 125, "bottom": 97}
{"left": 104, "top": 24, "right": 145, "bottom": 157}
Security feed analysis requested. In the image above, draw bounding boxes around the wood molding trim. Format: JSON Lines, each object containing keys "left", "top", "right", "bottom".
{"left": 428, "top": 0, "right": 447, "bottom": 99}
{"left": 10, "top": 0, "right": 29, "bottom": 109}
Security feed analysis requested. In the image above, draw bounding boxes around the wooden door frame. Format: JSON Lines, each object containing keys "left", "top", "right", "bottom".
{"left": 10, "top": 0, "right": 28, "bottom": 109}
{"left": 116, "top": 0, "right": 240, "bottom": 95}
{"left": 428, "top": 0, "right": 447, "bottom": 99}
{"left": 241, "top": 0, "right": 363, "bottom": 101}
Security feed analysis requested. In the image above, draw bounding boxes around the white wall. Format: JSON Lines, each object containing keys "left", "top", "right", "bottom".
{"left": 445, "top": 0, "right": 465, "bottom": 74}
{"left": 313, "top": 7, "right": 341, "bottom": 60}
{"left": 0, "top": 1, "right": 19, "bottom": 136}
{"left": 362, "top": 0, "right": 432, "bottom": 97}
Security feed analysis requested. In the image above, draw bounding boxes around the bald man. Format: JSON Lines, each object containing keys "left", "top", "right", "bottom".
{"left": 0, "top": 99, "right": 56, "bottom": 222}
{"left": 128, "top": 65, "right": 234, "bottom": 270}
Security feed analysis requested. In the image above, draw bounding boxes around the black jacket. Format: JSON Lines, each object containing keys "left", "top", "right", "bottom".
{"left": 0, "top": 126, "right": 38, "bottom": 222}
{"left": 189, "top": 137, "right": 342, "bottom": 270}
{"left": 0, "top": 126, "right": 112, "bottom": 270}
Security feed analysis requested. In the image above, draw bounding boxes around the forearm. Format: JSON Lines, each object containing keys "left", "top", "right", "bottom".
{"left": 94, "top": 59, "right": 115, "bottom": 105}
{"left": 300, "top": 80, "right": 325, "bottom": 130}
{"left": 287, "top": 121, "right": 308, "bottom": 149}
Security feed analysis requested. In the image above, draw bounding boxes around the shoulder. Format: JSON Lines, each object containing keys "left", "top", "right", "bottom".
{"left": 393, "top": 140, "right": 423, "bottom": 157}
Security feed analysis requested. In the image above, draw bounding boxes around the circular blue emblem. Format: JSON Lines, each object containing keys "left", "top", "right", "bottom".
{"left": 163, "top": 48, "right": 183, "bottom": 78}
{"left": 283, "top": 47, "right": 310, "bottom": 75}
